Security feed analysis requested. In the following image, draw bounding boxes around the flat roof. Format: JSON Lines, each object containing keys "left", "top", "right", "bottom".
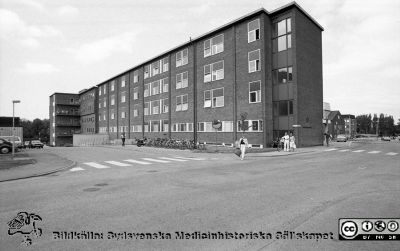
{"left": 49, "top": 92, "right": 79, "bottom": 97}
{"left": 96, "top": 1, "right": 323, "bottom": 87}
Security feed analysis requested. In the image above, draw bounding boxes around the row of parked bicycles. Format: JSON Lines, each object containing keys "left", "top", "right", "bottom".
{"left": 135, "top": 138, "right": 197, "bottom": 150}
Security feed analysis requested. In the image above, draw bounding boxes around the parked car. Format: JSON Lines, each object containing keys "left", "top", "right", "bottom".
{"left": 1, "top": 136, "right": 22, "bottom": 149}
{"left": 336, "top": 134, "right": 347, "bottom": 142}
{"left": 381, "top": 136, "right": 391, "bottom": 141}
{"left": 0, "top": 138, "right": 13, "bottom": 154}
{"left": 30, "top": 140, "right": 44, "bottom": 148}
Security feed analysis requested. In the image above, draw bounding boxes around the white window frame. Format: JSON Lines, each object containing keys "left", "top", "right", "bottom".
{"left": 121, "top": 76, "right": 126, "bottom": 87}
{"left": 248, "top": 19, "right": 260, "bottom": 43}
{"left": 248, "top": 49, "right": 261, "bottom": 73}
{"left": 111, "top": 95, "right": 115, "bottom": 105}
{"left": 204, "top": 34, "right": 224, "bottom": 57}
{"left": 176, "top": 48, "right": 188, "bottom": 67}
{"left": 176, "top": 71, "right": 188, "bottom": 89}
{"left": 161, "top": 98, "right": 169, "bottom": 113}
{"left": 144, "top": 83, "right": 150, "bottom": 97}
{"left": 144, "top": 102, "right": 150, "bottom": 116}
{"left": 121, "top": 111, "right": 126, "bottom": 119}
{"left": 133, "top": 87, "right": 138, "bottom": 100}
{"left": 111, "top": 81, "right": 115, "bottom": 91}
{"left": 121, "top": 91, "right": 126, "bottom": 103}
{"left": 111, "top": 110, "right": 115, "bottom": 120}
{"left": 133, "top": 104, "right": 139, "bottom": 117}
{"left": 162, "top": 57, "right": 169, "bottom": 72}
{"left": 176, "top": 94, "right": 188, "bottom": 111}
{"left": 133, "top": 71, "right": 139, "bottom": 83}
{"left": 144, "top": 65, "right": 150, "bottom": 79}
{"left": 161, "top": 78, "right": 169, "bottom": 93}
{"left": 249, "top": 81, "right": 261, "bottom": 103}
{"left": 151, "top": 100, "right": 160, "bottom": 115}
{"left": 237, "top": 119, "right": 263, "bottom": 132}
{"left": 204, "top": 88, "right": 224, "bottom": 108}
{"left": 151, "top": 80, "right": 160, "bottom": 95}
{"left": 204, "top": 61, "right": 224, "bottom": 83}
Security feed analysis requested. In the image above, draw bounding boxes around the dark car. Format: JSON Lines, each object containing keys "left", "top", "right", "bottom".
{"left": 0, "top": 138, "right": 13, "bottom": 154}
{"left": 30, "top": 140, "right": 44, "bottom": 149}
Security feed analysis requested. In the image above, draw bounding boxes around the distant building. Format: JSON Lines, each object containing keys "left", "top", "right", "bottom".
{"left": 79, "top": 87, "right": 98, "bottom": 134}
{"left": 342, "top": 114, "right": 356, "bottom": 138}
{"left": 326, "top": 111, "right": 345, "bottom": 138}
{"left": 0, "top": 117, "right": 23, "bottom": 140}
{"left": 49, "top": 93, "right": 80, "bottom": 146}
{"left": 50, "top": 3, "right": 324, "bottom": 147}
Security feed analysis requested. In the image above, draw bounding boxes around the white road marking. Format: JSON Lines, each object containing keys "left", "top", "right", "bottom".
{"left": 367, "top": 151, "right": 381, "bottom": 154}
{"left": 159, "top": 157, "right": 188, "bottom": 162}
{"left": 386, "top": 152, "right": 398, "bottom": 156}
{"left": 324, "top": 148, "right": 338, "bottom": 151}
{"left": 174, "top": 156, "right": 206, "bottom": 161}
{"left": 124, "top": 159, "right": 152, "bottom": 165}
{"left": 338, "top": 149, "right": 350, "bottom": 152}
{"left": 105, "top": 161, "right": 132, "bottom": 167}
{"left": 70, "top": 167, "right": 84, "bottom": 172}
{"left": 142, "top": 158, "right": 170, "bottom": 163}
{"left": 352, "top": 150, "right": 365, "bottom": 153}
{"left": 83, "top": 162, "right": 110, "bottom": 169}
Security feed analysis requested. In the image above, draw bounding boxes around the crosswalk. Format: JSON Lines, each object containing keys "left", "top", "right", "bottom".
{"left": 324, "top": 148, "right": 398, "bottom": 156}
{"left": 71, "top": 156, "right": 206, "bottom": 172}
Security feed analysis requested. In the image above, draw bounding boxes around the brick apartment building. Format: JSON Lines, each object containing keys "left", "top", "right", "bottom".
{"left": 50, "top": 2, "right": 324, "bottom": 147}
{"left": 342, "top": 114, "right": 356, "bottom": 138}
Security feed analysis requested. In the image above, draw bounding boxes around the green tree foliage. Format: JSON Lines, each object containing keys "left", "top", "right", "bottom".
{"left": 356, "top": 113, "right": 397, "bottom": 136}
{"left": 20, "top": 118, "right": 50, "bottom": 143}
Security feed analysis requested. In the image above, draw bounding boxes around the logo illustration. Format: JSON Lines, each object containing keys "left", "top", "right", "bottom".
{"left": 361, "top": 221, "right": 373, "bottom": 232}
{"left": 7, "top": 212, "right": 42, "bottom": 246}
{"left": 387, "top": 221, "right": 399, "bottom": 232}
{"left": 341, "top": 221, "right": 358, "bottom": 239}
{"left": 374, "top": 220, "right": 386, "bottom": 232}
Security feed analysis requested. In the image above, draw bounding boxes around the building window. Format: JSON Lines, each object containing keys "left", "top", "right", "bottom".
{"left": 150, "top": 120, "right": 160, "bottom": 132}
{"left": 273, "top": 66, "right": 293, "bottom": 85}
{"left": 151, "top": 80, "right": 160, "bottom": 95}
{"left": 204, "top": 61, "right": 224, "bottom": 83}
{"left": 110, "top": 110, "right": 115, "bottom": 120}
{"left": 121, "top": 92, "right": 126, "bottom": 103}
{"left": 248, "top": 19, "right": 260, "bottom": 43}
{"left": 162, "top": 120, "right": 169, "bottom": 132}
{"left": 133, "top": 105, "right": 139, "bottom": 117}
{"left": 98, "top": 102, "right": 101, "bottom": 109}
{"left": 121, "top": 76, "right": 126, "bottom": 87}
{"left": 133, "top": 87, "right": 138, "bottom": 100}
{"left": 237, "top": 119, "right": 263, "bottom": 132}
{"left": 204, "top": 88, "right": 224, "bottom": 108}
{"left": 151, "top": 61, "right": 160, "bottom": 76}
{"left": 111, "top": 95, "right": 115, "bottom": 105}
{"left": 133, "top": 71, "right": 139, "bottom": 83}
{"left": 99, "top": 88, "right": 102, "bottom": 96}
{"left": 103, "top": 99, "right": 107, "bottom": 108}
{"left": 161, "top": 78, "right": 169, "bottom": 93}
{"left": 176, "top": 71, "right": 188, "bottom": 89}
{"left": 144, "top": 102, "right": 150, "bottom": 116}
{"left": 144, "top": 65, "right": 150, "bottom": 79}
{"left": 249, "top": 81, "right": 261, "bottom": 103}
{"left": 103, "top": 85, "right": 107, "bottom": 94}
{"left": 176, "top": 48, "right": 188, "bottom": 67}
{"left": 248, "top": 49, "right": 261, "bottom": 73}
{"left": 273, "top": 100, "right": 294, "bottom": 116}
{"left": 204, "top": 34, "right": 224, "bottom": 57}
{"left": 151, "top": 100, "right": 160, "bottom": 115}
{"left": 121, "top": 111, "right": 126, "bottom": 119}
{"left": 162, "top": 57, "right": 169, "bottom": 72}
{"left": 132, "top": 125, "right": 142, "bottom": 132}
{"left": 103, "top": 114, "right": 106, "bottom": 120}
{"left": 161, "top": 98, "right": 169, "bottom": 113}
{"left": 176, "top": 94, "right": 188, "bottom": 111}
{"left": 272, "top": 18, "right": 292, "bottom": 53}
{"left": 144, "top": 83, "right": 150, "bottom": 97}
{"left": 111, "top": 81, "right": 115, "bottom": 91}
{"left": 172, "top": 123, "right": 193, "bottom": 132}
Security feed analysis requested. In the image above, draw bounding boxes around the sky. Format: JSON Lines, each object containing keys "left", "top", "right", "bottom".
{"left": 0, "top": 0, "right": 399, "bottom": 122}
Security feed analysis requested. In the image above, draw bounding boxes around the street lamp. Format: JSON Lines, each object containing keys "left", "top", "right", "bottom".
{"left": 12, "top": 100, "right": 21, "bottom": 159}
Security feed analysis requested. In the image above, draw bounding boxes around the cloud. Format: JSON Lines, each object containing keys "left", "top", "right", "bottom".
{"left": 2, "top": 0, "right": 46, "bottom": 12}
{"left": 20, "top": 62, "right": 60, "bottom": 74}
{"left": 57, "top": 5, "right": 79, "bottom": 17}
{"left": 72, "top": 32, "right": 138, "bottom": 64}
{"left": 0, "top": 9, "right": 62, "bottom": 47}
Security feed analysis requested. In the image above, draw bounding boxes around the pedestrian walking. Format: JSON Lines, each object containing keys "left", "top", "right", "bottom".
{"left": 289, "top": 132, "right": 296, "bottom": 151}
{"left": 283, "top": 132, "right": 290, "bottom": 152}
{"left": 121, "top": 132, "right": 126, "bottom": 147}
{"left": 239, "top": 136, "right": 248, "bottom": 160}
{"left": 324, "top": 133, "right": 330, "bottom": 147}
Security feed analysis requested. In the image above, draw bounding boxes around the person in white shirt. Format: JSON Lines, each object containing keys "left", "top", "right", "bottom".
{"left": 289, "top": 132, "right": 296, "bottom": 151}
{"left": 239, "top": 136, "right": 248, "bottom": 160}
{"left": 282, "top": 132, "right": 290, "bottom": 152}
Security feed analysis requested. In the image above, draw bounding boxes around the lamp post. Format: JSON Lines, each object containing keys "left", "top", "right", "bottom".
{"left": 12, "top": 100, "right": 21, "bottom": 159}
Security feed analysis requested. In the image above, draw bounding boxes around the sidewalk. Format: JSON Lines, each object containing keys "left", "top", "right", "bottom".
{"left": 0, "top": 149, "right": 76, "bottom": 182}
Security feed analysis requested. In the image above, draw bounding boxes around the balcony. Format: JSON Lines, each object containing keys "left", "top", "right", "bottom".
{"left": 56, "top": 111, "right": 80, "bottom": 116}
{"left": 56, "top": 122, "right": 80, "bottom": 127}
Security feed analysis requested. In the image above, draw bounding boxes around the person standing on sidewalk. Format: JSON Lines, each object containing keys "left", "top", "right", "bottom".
{"left": 239, "top": 136, "right": 248, "bottom": 160}
{"left": 283, "top": 132, "right": 290, "bottom": 152}
{"left": 289, "top": 132, "right": 296, "bottom": 152}
{"left": 121, "top": 132, "right": 126, "bottom": 147}
{"left": 324, "top": 133, "right": 330, "bottom": 147}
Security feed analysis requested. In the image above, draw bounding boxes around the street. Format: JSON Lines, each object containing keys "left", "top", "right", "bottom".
{"left": 0, "top": 141, "right": 399, "bottom": 251}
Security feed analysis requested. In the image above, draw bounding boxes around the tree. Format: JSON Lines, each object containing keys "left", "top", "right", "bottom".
{"left": 356, "top": 114, "right": 372, "bottom": 134}
{"left": 20, "top": 118, "right": 50, "bottom": 143}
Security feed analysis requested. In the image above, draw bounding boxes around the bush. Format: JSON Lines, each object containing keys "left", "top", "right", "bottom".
{"left": 144, "top": 138, "right": 195, "bottom": 150}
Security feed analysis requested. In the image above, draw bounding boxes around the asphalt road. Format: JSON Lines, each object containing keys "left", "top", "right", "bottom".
{"left": 0, "top": 141, "right": 399, "bottom": 251}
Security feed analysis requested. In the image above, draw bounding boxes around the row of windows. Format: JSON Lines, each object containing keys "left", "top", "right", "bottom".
{"left": 84, "top": 127, "right": 95, "bottom": 133}
{"left": 99, "top": 120, "right": 263, "bottom": 133}
{"left": 144, "top": 57, "right": 169, "bottom": 79}
{"left": 144, "top": 99, "right": 169, "bottom": 115}
{"left": 81, "top": 116, "right": 95, "bottom": 123}
{"left": 144, "top": 78, "right": 169, "bottom": 97}
{"left": 272, "top": 18, "right": 292, "bottom": 53}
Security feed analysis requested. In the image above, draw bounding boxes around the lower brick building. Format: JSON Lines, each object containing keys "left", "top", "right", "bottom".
{"left": 50, "top": 3, "right": 324, "bottom": 147}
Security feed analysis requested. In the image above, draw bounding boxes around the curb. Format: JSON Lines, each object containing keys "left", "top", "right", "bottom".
{"left": 0, "top": 153, "right": 77, "bottom": 183}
